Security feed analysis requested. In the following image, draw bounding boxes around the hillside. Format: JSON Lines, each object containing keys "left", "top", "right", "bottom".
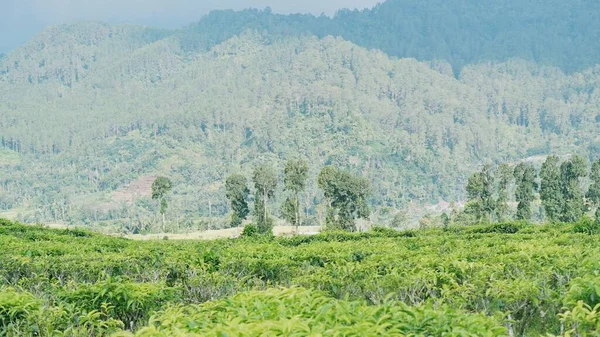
{"left": 1, "top": 1, "right": 600, "bottom": 229}
{"left": 2, "top": 26, "right": 600, "bottom": 228}
{"left": 176, "top": 0, "right": 600, "bottom": 73}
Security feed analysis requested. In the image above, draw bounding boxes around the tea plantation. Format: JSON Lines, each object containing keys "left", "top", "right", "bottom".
{"left": 1, "top": 218, "right": 600, "bottom": 336}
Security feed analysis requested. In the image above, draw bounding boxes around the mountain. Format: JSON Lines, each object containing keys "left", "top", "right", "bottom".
{"left": 176, "top": 0, "right": 600, "bottom": 73}
{"left": 1, "top": 1, "right": 600, "bottom": 229}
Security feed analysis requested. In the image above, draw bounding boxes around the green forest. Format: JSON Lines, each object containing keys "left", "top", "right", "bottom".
{"left": 2, "top": 9, "right": 600, "bottom": 230}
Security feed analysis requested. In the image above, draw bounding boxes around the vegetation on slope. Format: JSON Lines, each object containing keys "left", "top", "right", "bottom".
{"left": 178, "top": 0, "right": 600, "bottom": 73}
{"left": 2, "top": 27, "right": 600, "bottom": 228}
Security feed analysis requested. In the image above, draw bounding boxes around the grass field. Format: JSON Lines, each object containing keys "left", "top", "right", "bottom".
{"left": 1, "top": 218, "right": 600, "bottom": 336}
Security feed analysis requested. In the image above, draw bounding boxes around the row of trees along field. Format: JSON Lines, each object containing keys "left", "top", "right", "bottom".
{"left": 150, "top": 160, "right": 371, "bottom": 235}
{"left": 460, "top": 155, "right": 600, "bottom": 225}
{"left": 221, "top": 159, "right": 371, "bottom": 235}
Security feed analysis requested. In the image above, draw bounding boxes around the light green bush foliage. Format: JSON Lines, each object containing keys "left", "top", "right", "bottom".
{"left": 1, "top": 219, "right": 600, "bottom": 335}
{"left": 118, "top": 287, "right": 506, "bottom": 336}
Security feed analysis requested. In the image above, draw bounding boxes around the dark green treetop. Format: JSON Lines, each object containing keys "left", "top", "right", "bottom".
{"left": 318, "top": 166, "right": 371, "bottom": 232}
{"left": 225, "top": 174, "right": 250, "bottom": 227}
{"left": 513, "top": 163, "right": 537, "bottom": 221}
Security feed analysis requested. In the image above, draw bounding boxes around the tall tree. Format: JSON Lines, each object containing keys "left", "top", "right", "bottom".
{"left": 252, "top": 164, "right": 278, "bottom": 234}
{"left": 540, "top": 156, "right": 563, "bottom": 222}
{"left": 465, "top": 164, "right": 495, "bottom": 223}
{"left": 496, "top": 163, "right": 513, "bottom": 221}
{"left": 587, "top": 160, "right": 600, "bottom": 205}
{"left": 151, "top": 176, "right": 173, "bottom": 232}
{"left": 282, "top": 159, "right": 309, "bottom": 233}
{"left": 513, "top": 163, "right": 537, "bottom": 221}
{"left": 225, "top": 174, "right": 250, "bottom": 227}
{"left": 317, "top": 166, "right": 371, "bottom": 231}
{"left": 588, "top": 160, "right": 600, "bottom": 223}
{"left": 561, "top": 155, "right": 588, "bottom": 222}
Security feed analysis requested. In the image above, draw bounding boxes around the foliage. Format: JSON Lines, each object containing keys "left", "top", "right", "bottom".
{"left": 318, "top": 166, "right": 371, "bottom": 231}
{"left": 119, "top": 287, "right": 506, "bottom": 337}
{"left": 561, "top": 156, "right": 588, "bottom": 223}
{"left": 151, "top": 177, "right": 173, "bottom": 231}
{"left": 240, "top": 224, "right": 258, "bottom": 238}
{"left": 252, "top": 164, "right": 278, "bottom": 234}
{"left": 466, "top": 164, "right": 495, "bottom": 223}
{"left": 573, "top": 216, "right": 600, "bottom": 235}
{"left": 282, "top": 159, "right": 309, "bottom": 229}
{"left": 225, "top": 174, "right": 250, "bottom": 227}
{"left": 176, "top": 0, "right": 600, "bottom": 73}
{"left": 4, "top": 12, "right": 600, "bottom": 229}
{"left": 280, "top": 197, "right": 298, "bottom": 227}
{"left": 513, "top": 163, "right": 537, "bottom": 221}
{"left": 495, "top": 163, "right": 513, "bottom": 221}
{"left": 559, "top": 275, "right": 600, "bottom": 336}
{"left": 0, "top": 287, "right": 42, "bottom": 328}
{"left": 541, "top": 155, "right": 564, "bottom": 222}
{"left": 2, "top": 218, "right": 600, "bottom": 335}
{"left": 587, "top": 160, "right": 600, "bottom": 207}
{"left": 151, "top": 177, "right": 173, "bottom": 204}
{"left": 59, "top": 277, "right": 179, "bottom": 326}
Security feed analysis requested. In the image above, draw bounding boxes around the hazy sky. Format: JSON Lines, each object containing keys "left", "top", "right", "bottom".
{"left": 0, "top": 0, "right": 381, "bottom": 53}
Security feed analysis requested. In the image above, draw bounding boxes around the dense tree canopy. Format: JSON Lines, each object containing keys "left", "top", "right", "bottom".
{"left": 318, "top": 166, "right": 371, "bottom": 231}
{"left": 178, "top": 0, "right": 600, "bottom": 73}
{"left": 540, "top": 156, "right": 563, "bottom": 222}
{"left": 225, "top": 174, "right": 250, "bottom": 227}
{"left": 513, "top": 163, "right": 537, "bottom": 221}
{"left": 560, "top": 156, "right": 588, "bottom": 223}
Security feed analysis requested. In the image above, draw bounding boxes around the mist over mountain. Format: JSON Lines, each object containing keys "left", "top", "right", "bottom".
{"left": 1, "top": 0, "right": 600, "bottom": 228}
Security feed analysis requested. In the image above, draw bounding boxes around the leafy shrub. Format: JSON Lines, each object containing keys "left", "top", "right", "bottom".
{"left": 2, "top": 219, "right": 600, "bottom": 335}
{"left": 241, "top": 224, "right": 258, "bottom": 238}
{"left": 468, "top": 221, "right": 528, "bottom": 234}
{"left": 370, "top": 225, "right": 398, "bottom": 236}
{"left": 120, "top": 288, "right": 507, "bottom": 337}
{"left": 0, "top": 218, "right": 13, "bottom": 226}
{"left": 558, "top": 301, "right": 600, "bottom": 337}
{"left": 573, "top": 216, "right": 600, "bottom": 235}
{"left": 0, "top": 288, "right": 42, "bottom": 327}
{"left": 59, "top": 278, "right": 180, "bottom": 327}
{"left": 564, "top": 275, "right": 600, "bottom": 308}
{"left": 278, "top": 228, "right": 415, "bottom": 247}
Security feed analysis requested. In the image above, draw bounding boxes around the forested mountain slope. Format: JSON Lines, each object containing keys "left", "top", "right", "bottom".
{"left": 177, "top": 0, "right": 600, "bottom": 73}
{"left": 1, "top": 20, "right": 600, "bottom": 227}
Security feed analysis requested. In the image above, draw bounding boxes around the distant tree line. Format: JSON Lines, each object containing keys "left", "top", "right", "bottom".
{"left": 462, "top": 155, "right": 600, "bottom": 224}
{"left": 223, "top": 159, "right": 371, "bottom": 235}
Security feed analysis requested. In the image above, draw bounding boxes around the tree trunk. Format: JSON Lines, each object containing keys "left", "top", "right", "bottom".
{"left": 263, "top": 190, "right": 268, "bottom": 226}
{"left": 162, "top": 212, "right": 166, "bottom": 233}
{"left": 295, "top": 192, "right": 300, "bottom": 234}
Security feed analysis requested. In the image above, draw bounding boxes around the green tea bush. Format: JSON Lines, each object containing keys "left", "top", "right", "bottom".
{"left": 1, "top": 218, "right": 600, "bottom": 335}
{"left": 468, "top": 221, "right": 529, "bottom": 234}
{"left": 0, "top": 287, "right": 42, "bottom": 328}
{"left": 557, "top": 275, "right": 600, "bottom": 336}
{"left": 573, "top": 216, "right": 600, "bottom": 235}
{"left": 59, "top": 278, "right": 180, "bottom": 327}
{"left": 564, "top": 274, "right": 600, "bottom": 308}
{"left": 240, "top": 224, "right": 258, "bottom": 238}
{"left": 118, "top": 288, "right": 507, "bottom": 337}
